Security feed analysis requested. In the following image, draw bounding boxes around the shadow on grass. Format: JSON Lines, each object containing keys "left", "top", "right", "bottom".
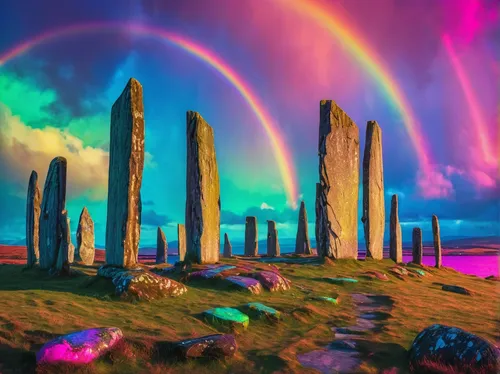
{"left": 356, "top": 340, "right": 409, "bottom": 372}
{"left": 246, "top": 350, "right": 289, "bottom": 373}
{"left": 0, "top": 344, "right": 37, "bottom": 374}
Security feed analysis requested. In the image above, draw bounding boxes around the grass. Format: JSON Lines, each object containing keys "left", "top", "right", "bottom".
{"left": 0, "top": 255, "right": 498, "bottom": 374}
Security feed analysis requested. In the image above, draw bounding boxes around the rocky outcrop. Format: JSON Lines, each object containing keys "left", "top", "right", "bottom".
{"left": 253, "top": 271, "right": 291, "bottom": 292}
{"left": 317, "top": 100, "right": 359, "bottom": 259}
{"left": 177, "top": 224, "right": 186, "bottom": 261}
{"left": 55, "top": 210, "right": 70, "bottom": 275}
{"left": 26, "top": 170, "right": 41, "bottom": 267}
{"left": 432, "top": 215, "right": 442, "bottom": 268}
{"left": 223, "top": 233, "right": 232, "bottom": 258}
{"left": 76, "top": 207, "right": 95, "bottom": 265}
{"left": 295, "top": 201, "right": 312, "bottom": 255}
{"left": 173, "top": 334, "right": 237, "bottom": 359}
{"left": 266, "top": 220, "right": 280, "bottom": 257}
{"left": 105, "top": 78, "right": 144, "bottom": 268}
{"left": 225, "top": 276, "right": 262, "bottom": 294}
{"left": 185, "top": 111, "right": 220, "bottom": 264}
{"left": 156, "top": 227, "right": 167, "bottom": 264}
{"left": 39, "top": 157, "right": 67, "bottom": 270}
{"left": 389, "top": 195, "right": 402, "bottom": 263}
{"left": 412, "top": 228, "right": 423, "bottom": 265}
{"left": 362, "top": 121, "right": 384, "bottom": 260}
{"left": 67, "top": 216, "right": 75, "bottom": 263}
{"left": 244, "top": 216, "right": 258, "bottom": 256}
{"left": 203, "top": 307, "right": 250, "bottom": 330}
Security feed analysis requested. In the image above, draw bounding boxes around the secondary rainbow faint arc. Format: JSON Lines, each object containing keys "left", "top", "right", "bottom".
{"left": 0, "top": 22, "right": 299, "bottom": 208}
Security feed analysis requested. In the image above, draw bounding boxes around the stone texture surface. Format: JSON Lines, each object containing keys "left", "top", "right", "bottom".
{"left": 225, "top": 276, "right": 262, "bottom": 294}
{"left": 315, "top": 183, "right": 321, "bottom": 253}
{"left": 39, "top": 157, "right": 67, "bottom": 270}
{"left": 361, "top": 121, "right": 384, "bottom": 260}
{"left": 156, "top": 227, "right": 167, "bottom": 264}
{"left": 266, "top": 220, "right": 280, "bottom": 257}
{"left": 177, "top": 224, "right": 186, "bottom": 261}
{"left": 185, "top": 111, "right": 220, "bottom": 264}
{"left": 173, "top": 334, "right": 237, "bottom": 359}
{"left": 105, "top": 78, "right": 144, "bottom": 268}
{"left": 244, "top": 216, "right": 258, "bottom": 256}
{"left": 324, "top": 277, "right": 358, "bottom": 284}
{"left": 412, "top": 228, "right": 423, "bottom": 265}
{"left": 223, "top": 233, "right": 232, "bottom": 258}
{"left": 55, "top": 210, "right": 70, "bottom": 275}
{"left": 26, "top": 170, "right": 41, "bottom": 267}
{"left": 244, "top": 302, "right": 281, "bottom": 320}
{"left": 317, "top": 100, "right": 359, "bottom": 259}
{"left": 432, "top": 215, "right": 442, "bottom": 268}
{"left": 442, "top": 285, "right": 472, "bottom": 296}
{"left": 67, "top": 217, "right": 74, "bottom": 264}
{"left": 76, "top": 207, "right": 95, "bottom": 265}
{"left": 408, "top": 324, "right": 500, "bottom": 373}
{"left": 389, "top": 195, "right": 403, "bottom": 263}
{"left": 295, "top": 201, "right": 312, "bottom": 254}
{"left": 253, "top": 271, "right": 291, "bottom": 292}
{"left": 203, "top": 307, "right": 250, "bottom": 329}
{"left": 189, "top": 265, "right": 236, "bottom": 280}
{"left": 36, "top": 327, "right": 123, "bottom": 365}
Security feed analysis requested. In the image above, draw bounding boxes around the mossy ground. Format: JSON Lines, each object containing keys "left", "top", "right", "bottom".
{"left": 0, "top": 256, "right": 498, "bottom": 373}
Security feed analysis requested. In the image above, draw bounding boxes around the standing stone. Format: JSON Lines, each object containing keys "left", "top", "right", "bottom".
{"left": 412, "top": 228, "right": 423, "bottom": 265}
{"left": 267, "top": 220, "right": 280, "bottom": 257}
{"left": 432, "top": 215, "right": 442, "bottom": 268}
{"left": 389, "top": 195, "right": 403, "bottom": 263}
{"left": 317, "top": 100, "right": 359, "bottom": 259}
{"left": 156, "top": 227, "right": 167, "bottom": 264}
{"left": 295, "top": 201, "right": 312, "bottom": 255}
{"left": 26, "top": 170, "right": 41, "bottom": 267}
{"left": 105, "top": 78, "right": 144, "bottom": 268}
{"left": 362, "top": 121, "right": 385, "bottom": 260}
{"left": 39, "top": 157, "right": 67, "bottom": 270}
{"left": 223, "top": 233, "right": 232, "bottom": 258}
{"left": 56, "top": 210, "right": 70, "bottom": 275}
{"left": 76, "top": 207, "right": 95, "bottom": 265}
{"left": 315, "top": 183, "right": 321, "bottom": 255}
{"left": 177, "top": 224, "right": 186, "bottom": 261}
{"left": 244, "top": 216, "right": 258, "bottom": 256}
{"left": 185, "top": 111, "right": 220, "bottom": 264}
{"left": 67, "top": 216, "right": 75, "bottom": 263}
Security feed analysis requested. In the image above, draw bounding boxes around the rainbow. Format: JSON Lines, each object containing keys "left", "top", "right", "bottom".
{"left": 277, "top": 0, "right": 433, "bottom": 175}
{"left": 0, "top": 22, "right": 299, "bottom": 208}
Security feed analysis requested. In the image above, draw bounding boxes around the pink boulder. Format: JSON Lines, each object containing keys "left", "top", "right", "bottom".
{"left": 253, "top": 271, "right": 291, "bottom": 292}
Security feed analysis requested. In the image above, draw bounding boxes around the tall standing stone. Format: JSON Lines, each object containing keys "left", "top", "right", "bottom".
{"left": 317, "top": 100, "right": 359, "bottom": 259}
{"left": 26, "top": 170, "right": 41, "bottom": 267}
{"left": 315, "top": 183, "right": 321, "bottom": 255}
{"left": 362, "top": 121, "right": 385, "bottom": 260}
{"left": 432, "top": 215, "right": 442, "bottom": 268}
{"left": 105, "top": 78, "right": 144, "bottom": 268}
{"left": 223, "top": 233, "right": 232, "bottom": 258}
{"left": 76, "top": 207, "right": 95, "bottom": 265}
{"left": 39, "top": 157, "right": 67, "bottom": 270}
{"left": 244, "top": 216, "right": 258, "bottom": 256}
{"left": 67, "top": 216, "right": 75, "bottom": 263}
{"left": 267, "top": 220, "right": 280, "bottom": 257}
{"left": 185, "top": 111, "right": 220, "bottom": 264}
{"left": 55, "top": 210, "right": 70, "bottom": 275}
{"left": 177, "top": 224, "right": 186, "bottom": 261}
{"left": 156, "top": 227, "right": 167, "bottom": 264}
{"left": 412, "top": 228, "right": 423, "bottom": 265}
{"left": 295, "top": 201, "right": 312, "bottom": 255}
{"left": 389, "top": 195, "right": 402, "bottom": 263}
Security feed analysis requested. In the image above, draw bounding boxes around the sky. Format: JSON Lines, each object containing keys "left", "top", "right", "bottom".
{"left": 0, "top": 0, "right": 498, "bottom": 248}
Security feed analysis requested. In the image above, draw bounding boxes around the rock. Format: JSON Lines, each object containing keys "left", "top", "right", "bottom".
{"left": 173, "top": 334, "right": 237, "bottom": 359}
{"left": 389, "top": 266, "right": 409, "bottom": 278}
{"left": 389, "top": 195, "right": 403, "bottom": 263}
{"left": 36, "top": 327, "right": 123, "bottom": 365}
{"left": 243, "top": 302, "right": 281, "bottom": 320}
{"left": 253, "top": 271, "right": 291, "bottom": 291}
{"left": 442, "top": 285, "right": 472, "bottom": 296}
{"left": 177, "top": 224, "right": 186, "bottom": 261}
{"left": 26, "top": 170, "right": 41, "bottom": 267}
{"left": 432, "top": 215, "right": 442, "bottom": 268}
{"left": 295, "top": 201, "right": 312, "bottom": 255}
{"left": 189, "top": 265, "right": 236, "bottom": 280}
{"left": 362, "top": 121, "right": 385, "bottom": 260}
{"left": 324, "top": 277, "right": 358, "bottom": 284}
{"left": 156, "top": 227, "right": 167, "bottom": 264}
{"left": 185, "top": 111, "right": 221, "bottom": 264}
{"left": 311, "top": 296, "right": 339, "bottom": 304}
{"left": 315, "top": 183, "right": 321, "bottom": 253}
{"left": 266, "top": 220, "right": 280, "bottom": 257}
{"left": 39, "top": 157, "right": 67, "bottom": 270}
{"left": 203, "top": 307, "right": 250, "bottom": 329}
{"left": 223, "top": 233, "right": 232, "bottom": 258}
{"left": 105, "top": 78, "right": 144, "bottom": 268}
{"left": 76, "top": 207, "right": 95, "bottom": 265}
{"left": 244, "top": 216, "right": 258, "bottom": 256}
{"left": 225, "top": 276, "right": 262, "bottom": 294}
{"left": 66, "top": 216, "right": 74, "bottom": 263}
{"left": 486, "top": 275, "right": 500, "bottom": 281}
{"left": 362, "top": 271, "right": 389, "bottom": 281}
{"left": 412, "top": 228, "right": 423, "bottom": 265}
{"left": 408, "top": 324, "right": 500, "bottom": 373}
{"left": 54, "top": 210, "right": 70, "bottom": 275}
{"left": 317, "top": 100, "right": 359, "bottom": 259}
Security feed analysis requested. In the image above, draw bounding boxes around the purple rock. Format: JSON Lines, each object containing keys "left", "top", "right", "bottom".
{"left": 253, "top": 271, "right": 291, "bottom": 292}
{"left": 189, "top": 265, "right": 236, "bottom": 279}
{"left": 225, "top": 276, "right": 262, "bottom": 294}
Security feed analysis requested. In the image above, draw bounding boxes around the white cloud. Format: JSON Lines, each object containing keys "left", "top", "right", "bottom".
{"left": 260, "top": 202, "right": 275, "bottom": 210}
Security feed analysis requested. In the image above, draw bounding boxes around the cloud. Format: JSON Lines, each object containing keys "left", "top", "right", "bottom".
{"left": 260, "top": 202, "right": 275, "bottom": 210}
{"left": 416, "top": 167, "right": 454, "bottom": 199}
{"left": 141, "top": 209, "right": 171, "bottom": 227}
{"left": 221, "top": 205, "right": 299, "bottom": 226}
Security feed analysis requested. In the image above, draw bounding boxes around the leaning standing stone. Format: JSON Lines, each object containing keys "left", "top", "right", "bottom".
{"left": 267, "top": 220, "right": 280, "bottom": 257}
{"left": 55, "top": 210, "right": 70, "bottom": 275}
{"left": 244, "top": 216, "right": 258, "bottom": 256}
{"left": 223, "top": 233, "right": 232, "bottom": 258}
{"left": 178, "top": 224, "right": 186, "bottom": 261}
{"left": 412, "top": 228, "right": 423, "bottom": 265}
{"left": 432, "top": 215, "right": 442, "bottom": 268}
{"left": 105, "top": 78, "right": 144, "bottom": 268}
{"left": 26, "top": 170, "right": 41, "bottom": 267}
{"left": 156, "top": 227, "right": 167, "bottom": 264}
{"left": 67, "top": 216, "right": 74, "bottom": 263}
{"left": 295, "top": 201, "right": 312, "bottom": 255}
{"left": 389, "top": 194, "right": 402, "bottom": 263}
{"left": 76, "top": 207, "right": 95, "bottom": 265}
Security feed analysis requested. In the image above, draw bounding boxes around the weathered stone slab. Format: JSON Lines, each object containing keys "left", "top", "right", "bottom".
{"left": 203, "top": 307, "right": 250, "bottom": 329}
{"left": 173, "top": 334, "right": 237, "bottom": 359}
{"left": 189, "top": 265, "right": 236, "bottom": 280}
{"left": 76, "top": 207, "right": 95, "bottom": 265}
{"left": 223, "top": 233, "right": 232, "bottom": 258}
{"left": 67, "top": 216, "right": 74, "bottom": 264}
{"left": 54, "top": 210, "right": 70, "bottom": 275}
{"left": 105, "top": 78, "right": 144, "bottom": 268}
{"left": 442, "top": 285, "right": 472, "bottom": 295}
{"left": 244, "top": 216, "right": 258, "bottom": 256}
{"left": 266, "top": 220, "right": 280, "bottom": 257}
{"left": 253, "top": 271, "right": 291, "bottom": 291}
{"left": 323, "top": 277, "right": 358, "bottom": 284}
{"left": 317, "top": 100, "right": 359, "bottom": 259}
{"left": 432, "top": 215, "right": 442, "bottom": 268}
{"left": 177, "top": 224, "right": 186, "bottom": 261}
{"left": 295, "top": 201, "right": 312, "bottom": 255}
{"left": 26, "top": 170, "right": 41, "bottom": 267}
{"left": 362, "top": 121, "right": 385, "bottom": 260}
{"left": 36, "top": 327, "right": 123, "bottom": 365}
{"left": 156, "top": 227, "right": 167, "bottom": 264}
{"left": 185, "top": 111, "right": 220, "bottom": 264}
{"left": 225, "top": 276, "right": 262, "bottom": 294}
{"left": 244, "top": 302, "right": 281, "bottom": 320}
{"left": 412, "top": 228, "right": 423, "bottom": 265}
{"left": 389, "top": 194, "right": 403, "bottom": 263}
{"left": 311, "top": 296, "right": 339, "bottom": 304}
{"left": 361, "top": 271, "right": 389, "bottom": 281}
